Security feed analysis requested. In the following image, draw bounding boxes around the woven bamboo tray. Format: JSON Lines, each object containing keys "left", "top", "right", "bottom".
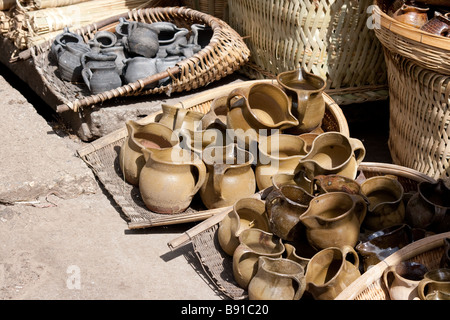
{"left": 77, "top": 79, "right": 348, "bottom": 229}
{"left": 167, "top": 162, "right": 436, "bottom": 300}
{"left": 385, "top": 51, "right": 450, "bottom": 180}
{"left": 29, "top": 6, "right": 250, "bottom": 113}
{"left": 225, "top": 0, "right": 388, "bottom": 105}
{"left": 335, "top": 231, "right": 450, "bottom": 300}
{"left": 180, "top": 0, "right": 228, "bottom": 21}
{"left": 373, "top": 0, "right": 450, "bottom": 75}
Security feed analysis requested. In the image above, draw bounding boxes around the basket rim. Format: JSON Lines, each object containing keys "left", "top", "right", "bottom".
{"left": 373, "top": 2, "right": 450, "bottom": 51}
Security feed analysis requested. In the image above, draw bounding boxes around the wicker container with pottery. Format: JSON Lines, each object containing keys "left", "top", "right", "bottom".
{"left": 77, "top": 79, "right": 348, "bottom": 230}
{"left": 225, "top": 0, "right": 388, "bottom": 105}
{"left": 373, "top": 0, "right": 450, "bottom": 179}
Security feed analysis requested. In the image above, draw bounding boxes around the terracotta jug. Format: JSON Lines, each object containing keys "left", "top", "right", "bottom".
{"left": 139, "top": 147, "right": 206, "bottom": 214}
{"left": 201, "top": 95, "right": 228, "bottom": 130}
{"left": 312, "top": 174, "right": 363, "bottom": 196}
{"left": 226, "top": 82, "right": 299, "bottom": 147}
{"left": 393, "top": 4, "right": 429, "bottom": 28}
{"left": 356, "top": 224, "right": 413, "bottom": 272}
{"left": 248, "top": 256, "right": 306, "bottom": 300}
{"left": 296, "top": 131, "right": 366, "bottom": 180}
{"left": 277, "top": 68, "right": 327, "bottom": 134}
{"left": 157, "top": 104, "right": 204, "bottom": 132}
{"left": 405, "top": 178, "right": 450, "bottom": 233}
{"left": 271, "top": 170, "right": 314, "bottom": 196}
{"left": 421, "top": 12, "right": 450, "bottom": 37}
{"left": 217, "top": 197, "right": 270, "bottom": 256}
{"left": 265, "top": 184, "right": 314, "bottom": 241}
{"left": 232, "top": 228, "right": 285, "bottom": 289}
{"left": 360, "top": 175, "right": 406, "bottom": 231}
{"left": 383, "top": 261, "right": 428, "bottom": 300}
{"left": 284, "top": 242, "right": 315, "bottom": 272}
{"left": 119, "top": 120, "right": 178, "bottom": 186}
{"left": 418, "top": 268, "right": 450, "bottom": 300}
{"left": 255, "top": 133, "right": 308, "bottom": 190}
{"left": 299, "top": 192, "right": 367, "bottom": 250}
{"left": 199, "top": 144, "right": 256, "bottom": 209}
{"left": 305, "top": 245, "right": 361, "bottom": 300}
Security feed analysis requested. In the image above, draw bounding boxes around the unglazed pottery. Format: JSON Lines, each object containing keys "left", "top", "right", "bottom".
{"left": 418, "top": 268, "right": 450, "bottom": 300}
{"left": 312, "top": 174, "right": 363, "bottom": 196}
{"left": 255, "top": 133, "right": 308, "bottom": 190}
{"left": 271, "top": 170, "right": 314, "bottom": 196}
{"left": 393, "top": 4, "right": 429, "bottom": 28}
{"left": 139, "top": 147, "right": 206, "bottom": 214}
{"left": 199, "top": 144, "right": 256, "bottom": 209}
{"left": 383, "top": 261, "right": 428, "bottom": 300}
{"left": 296, "top": 131, "right": 366, "bottom": 180}
{"left": 420, "top": 11, "right": 450, "bottom": 37}
{"left": 356, "top": 224, "right": 413, "bottom": 272}
{"left": 101, "top": 46, "right": 127, "bottom": 74}
{"left": 232, "top": 228, "right": 285, "bottom": 289}
{"left": 157, "top": 104, "right": 204, "bottom": 132}
{"left": 305, "top": 245, "right": 361, "bottom": 300}
{"left": 248, "top": 256, "right": 306, "bottom": 300}
{"left": 265, "top": 184, "right": 313, "bottom": 241}
{"left": 360, "top": 175, "right": 405, "bottom": 231}
{"left": 226, "top": 82, "right": 298, "bottom": 147}
{"left": 150, "top": 21, "right": 188, "bottom": 58}
{"left": 405, "top": 178, "right": 450, "bottom": 233}
{"left": 119, "top": 120, "right": 178, "bottom": 186}
{"left": 277, "top": 68, "right": 327, "bottom": 134}
{"left": 201, "top": 95, "right": 228, "bottom": 130}
{"left": 122, "top": 57, "right": 158, "bottom": 89}
{"left": 57, "top": 42, "right": 91, "bottom": 82}
{"left": 189, "top": 23, "right": 213, "bottom": 48}
{"left": 51, "top": 27, "right": 84, "bottom": 61}
{"left": 122, "top": 21, "right": 159, "bottom": 58}
{"left": 92, "top": 30, "right": 117, "bottom": 48}
{"left": 299, "top": 192, "right": 366, "bottom": 250}
{"left": 82, "top": 64, "right": 122, "bottom": 94}
{"left": 217, "top": 197, "right": 270, "bottom": 256}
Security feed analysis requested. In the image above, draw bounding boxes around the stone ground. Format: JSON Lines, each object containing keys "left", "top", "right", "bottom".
{"left": 0, "top": 60, "right": 392, "bottom": 300}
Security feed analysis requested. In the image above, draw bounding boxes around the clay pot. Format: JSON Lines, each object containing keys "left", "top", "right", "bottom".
{"left": 51, "top": 27, "right": 84, "bottom": 62}
{"left": 92, "top": 30, "right": 117, "bottom": 49}
{"left": 248, "top": 256, "right": 306, "bottom": 300}
{"left": 189, "top": 23, "right": 213, "bottom": 48}
{"left": 201, "top": 95, "right": 228, "bottom": 130}
{"left": 217, "top": 197, "right": 270, "bottom": 256}
{"left": 199, "top": 144, "right": 256, "bottom": 209}
{"left": 115, "top": 17, "right": 130, "bottom": 40}
{"left": 421, "top": 12, "right": 450, "bottom": 37}
{"left": 122, "top": 57, "right": 158, "bottom": 89}
{"left": 232, "top": 228, "right": 285, "bottom": 289}
{"left": 393, "top": 4, "right": 429, "bottom": 28}
{"left": 299, "top": 192, "right": 367, "bottom": 250}
{"left": 57, "top": 42, "right": 91, "bottom": 82}
{"left": 122, "top": 21, "right": 159, "bottom": 58}
{"left": 139, "top": 147, "right": 206, "bottom": 214}
{"left": 296, "top": 131, "right": 366, "bottom": 180}
{"left": 271, "top": 170, "right": 314, "bottom": 196}
{"left": 277, "top": 68, "right": 327, "bottom": 134}
{"left": 360, "top": 175, "right": 406, "bottom": 231}
{"left": 418, "top": 268, "right": 450, "bottom": 300}
{"left": 305, "top": 245, "right": 361, "bottom": 300}
{"left": 265, "top": 184, "right": 313, "bottom": 241}
{"left": 383, "top": 261, "right": 428, "bottom": 300}
{"left": 82, "top": 64, "right": 122, "bottom": 94}
{"left": 157, "top": 104, "right": 204, "bottom": 132}
{"left": 150, "top": 21, "right": 189, "bottom": 58}
{"left": 119, "top": 120, "right": 179, "bottom": 186}
{"left": 255, "top": 133, "right": 308, "bottom": 190}
{"left": 101, "top": 46, "right": 127, "bottom": 74}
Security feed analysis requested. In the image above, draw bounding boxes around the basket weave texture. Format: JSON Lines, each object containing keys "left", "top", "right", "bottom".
{"left": 31, "top": 6, "right": 250, "bottom": 112}
{"left": 180, "top": 0, "right": 228, "bottom": 21}
{"left": 225, "top": 0, "right": 388, "bottom": 105}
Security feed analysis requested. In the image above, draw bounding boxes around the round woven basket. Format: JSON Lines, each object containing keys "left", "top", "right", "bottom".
{"left": 373, "top": 0, "right": 450, "bottom": 75}
{"left": 225, "top": 0, "right": 389, "bottom": 105}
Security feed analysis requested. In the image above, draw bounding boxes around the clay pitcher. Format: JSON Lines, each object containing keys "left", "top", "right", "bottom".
{"left": 277, "top": 68, "right": 327, "bottom": 134}
{"left": 150, "top": 21, "right": 189, "bottom": 57}
{"left": 405, "top": 178, "right": 450, "bottom": 233}
{"left": 383, "top": 261, "right": 428, "bottom": 300}
{"left": 393, "top": 4, "right": 429, "bottom": 28}
{"left": 299, "top": 192, "right": 367, "bottom": 250}
{"left": 82, "top": 64, "right": 122, "bottom": 94}
{"left": 122, "top": 57, "right": 158, "bottom": 89}
{"left": 296, "top": 131, "right": 366, "bottom": 180}
{"left": 57, "top": 42, "right": 91, "bottom": 82}
{"left": 305, "top": 245, "right": 361, "bottom": 300}
{"left": 421, "top": 12, "right": 450, "bottom": 37}
{"left": 418, "top": 268, "right": 450, "bottom": 300}
{"left": 139, "top": 147, "right": 206, "bottom": 214}
{"left": 360, "top": 175, "right": 406, "bottom": 231}
{"left": 226, "top": 82, "right": 299, "bottom": 146}
{"left": 265, "top": 184, "right": 314, "bottom": 241}
{"left": 313, "top": 174, "right": 363, "bottom": 196}
{"left": 248, "top": 256, "right": 306, "bottom": 300}
{"left": 122, "top": 21, "right": 159, "bottom": 58}
{"left": 51, "top": 27, "right": 84, "bottom": 62}
{"left": 271, "top": 170, "right": 314, "bottom": 196}
{"left": 119, "top": 120, "right": 178, "bottom": 186}
{"left": 255, "top": 133, "right": 308, "bottom": 190}
{"left": 217, "top": 198, "right": 270, "bottom": 256}
{"left": 157, "top": 104, "right": 204, "bottom": 132}
{"left": 232, "top": 228, "right": 285, "bottom": 289}
{"left": 199, "top": 144, "right": 256, "bottom": 209}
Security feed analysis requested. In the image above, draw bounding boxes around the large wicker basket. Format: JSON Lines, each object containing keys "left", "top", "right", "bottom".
{"left": 225, "top": 0, "right": 389, "bottom": 105}
{"left": 78, "top": 79, "right": 348, "bottom": 230}
{"left": 30, "top": 6, "right": 250, "bottom": 112}
{"left": 180, "top": 0, "right": 228, "bottom": 21}
{"left": 167, "top": 162, "right": 436, "bottom": 300}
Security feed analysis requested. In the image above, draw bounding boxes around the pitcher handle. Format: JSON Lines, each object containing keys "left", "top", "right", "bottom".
{"left": 191, "top": 158, "right": 207, "bottom": 195}
{"left": 81, "top": 68, "right": 92, "bottom": 91}
{"left": 174, "top": 108, "right": 188, "bottom": 131}
{"left": 350, "top": 194, "right": 367, "bottom": 225}
{"left": 349, "top": 137, "right": 366, "bottom": 165}
{"left": 341, "top": 244, "right": 360, "bottom": 270}
{"left": 418, "top": 278, "right": 433, "bottom": 300}
{"left": 212, "top": 163, "right": 230, "bottom": 197}
{"left": 226, "top": 87, "right": 249, "bottom": 110}
{"left": 382, "top": 265, "right": 396, "bottom": 292}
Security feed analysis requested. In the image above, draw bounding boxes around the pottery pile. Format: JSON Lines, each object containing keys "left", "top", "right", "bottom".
{"left": 390, "top": 0, "right": 450, "bottom": 37}
{"left": 50, "top": 19, "right": 213, "bottom": 93}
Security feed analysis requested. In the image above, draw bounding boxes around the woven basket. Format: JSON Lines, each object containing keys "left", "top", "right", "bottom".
{"left": 373, "top": 0, "right": 450, "bottom": 76}
{"left": 385, "top": 51, "right": 450, "bottom": 180}
{"left": 77, "top": 79, "right": 348, "bottom": 230}
{"left": 30, "top": 6, "right": 250, "bottom": 112}
{"left": 170, "top": 162, "right": 436, "bottom": 300}
{"left": 226, "top": 0, "right": 388, "bottom": 105}
{"left": 335, "top": 231, "right": 450, "bottom": 300}
{"left": 180, "top": 0, "right": 228, "bottom": 21}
